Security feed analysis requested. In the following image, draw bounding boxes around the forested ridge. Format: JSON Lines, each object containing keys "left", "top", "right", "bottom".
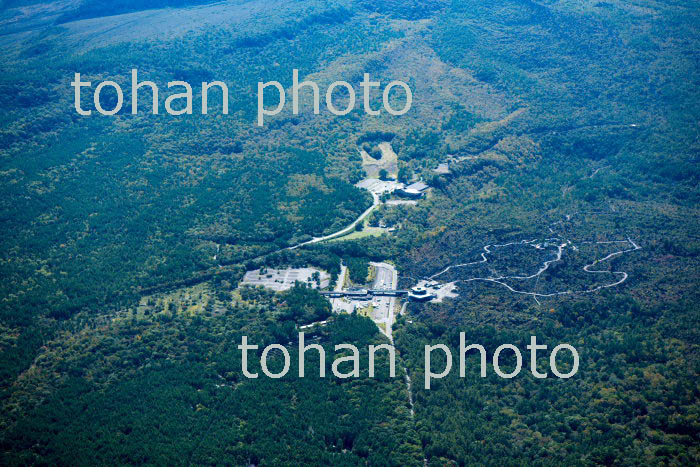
{"left": 0, "top": 0, "right": 698, "bottom": 464}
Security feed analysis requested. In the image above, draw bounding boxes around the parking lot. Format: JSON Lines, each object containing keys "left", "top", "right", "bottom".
{"left": 240, "top": 267, "right": 330, "bottom": 291}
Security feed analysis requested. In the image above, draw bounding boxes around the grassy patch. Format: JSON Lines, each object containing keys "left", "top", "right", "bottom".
{"left": 327, "top": 226, "right": 386, "bottom": 243}
{"left": 357, "top": 305, "right": 374, "bottom": 318}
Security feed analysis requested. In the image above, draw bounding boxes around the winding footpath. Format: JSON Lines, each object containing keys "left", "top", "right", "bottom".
{"left": 429, "top": 236, "right": 641, "bottom": 300}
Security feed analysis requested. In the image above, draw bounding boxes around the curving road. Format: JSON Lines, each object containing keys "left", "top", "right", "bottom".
{"left": 287, "top": 191, "right": 381, "bottom": 250}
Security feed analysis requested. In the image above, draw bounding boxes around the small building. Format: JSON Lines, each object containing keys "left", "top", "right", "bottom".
{"left": 397, "top": 181, "right": 429, "bottom": 198}
{"left": 406, "top": 181, "right": 429, "bottom": 192}
{"left": 408, "top": 286, "right": 435, "bottom": 302}
{"left": 355, "top": 178, "right": 403, "bottom": 195}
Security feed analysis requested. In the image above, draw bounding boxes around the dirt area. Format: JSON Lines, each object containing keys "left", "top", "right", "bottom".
{"left": 414, "top": 280, "right": 459, "bottom": 303}
{"left": 359, "top": 142, "right": 398, "bottom": 178}
{"left": 431, "top": 282, "right": 459, "bottom": 302}
{"left": 434, "top": 163, "right": 450, "bottom": 174}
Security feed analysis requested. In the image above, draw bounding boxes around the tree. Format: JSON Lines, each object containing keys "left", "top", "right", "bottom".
{"left": 398, "top": 164, "right": 413, "bottom": 183}
{"left": 378, "top": 169, "right": 388, "bottom": 180}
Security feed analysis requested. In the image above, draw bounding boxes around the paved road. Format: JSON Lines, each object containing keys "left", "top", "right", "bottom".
{"left": 140, "top": 187, "right": 381, "bottom": 297}
{"left": 330, "top": 264, "right": 348, "bottom": 311}
{"left": 288, "top": 191, "right": 380, "bottom": 250}
{"left": 373, "top": 263, "right": 394, "bottom": 290}
{"left": 370, "top": 262, "right": 398, "bottom": 341}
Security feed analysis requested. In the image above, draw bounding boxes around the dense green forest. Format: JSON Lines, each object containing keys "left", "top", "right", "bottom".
{"left": 2, "top": 308, "right": 421, "bottom": 465}
{"left": 0, "top": 0, "right": 698, "bottom": 464}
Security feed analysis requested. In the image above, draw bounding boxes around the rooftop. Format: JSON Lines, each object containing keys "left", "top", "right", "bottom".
{"left": 405, "top": 181, "right": 429, "bottom": 192}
